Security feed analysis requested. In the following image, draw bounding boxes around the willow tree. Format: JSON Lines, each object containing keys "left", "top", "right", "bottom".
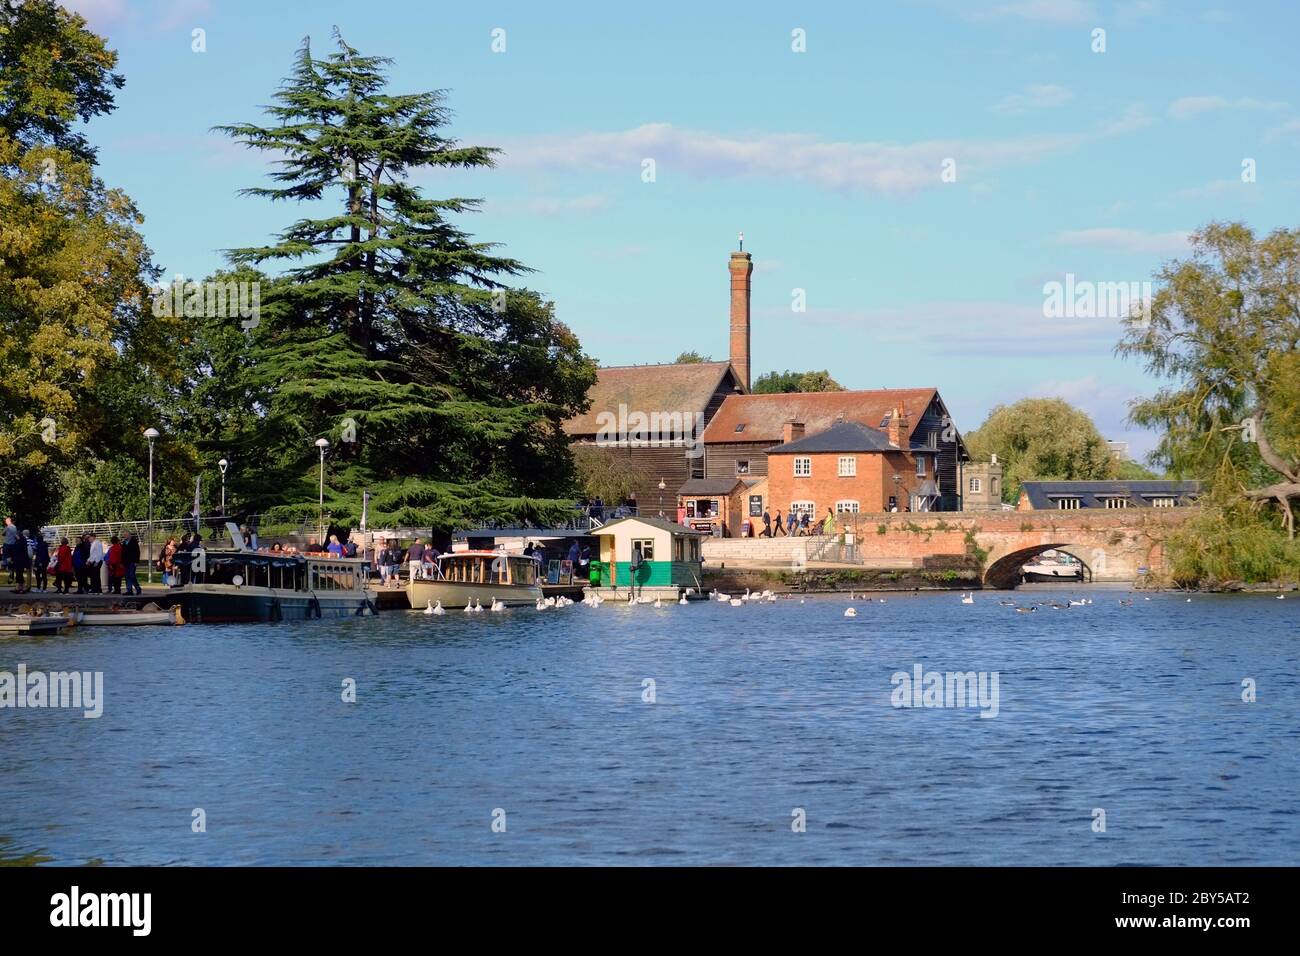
{"left": 212, "top": 32, "right": 594, "bottom": 529}
{"left": 1117, "top": 222, "right": 1300, "bottom": 582}
{"left": 963, "top": 398, "right": 1116, "bottom": 502}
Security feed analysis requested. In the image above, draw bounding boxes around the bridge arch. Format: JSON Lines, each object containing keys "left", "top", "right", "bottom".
{"left": 982, "top": 543, "right": 1096, "bottom": 589}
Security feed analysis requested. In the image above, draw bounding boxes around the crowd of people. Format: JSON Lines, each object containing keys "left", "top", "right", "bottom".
{"left": 4, "top": 515, "right": 144, "bottom": 595}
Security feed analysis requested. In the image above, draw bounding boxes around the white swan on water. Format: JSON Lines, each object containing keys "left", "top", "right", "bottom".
{"left": 425, "top": 600, "right": 444, "bottom": 615}
{"left": 844, "top": 607, "right": 857, "bottom": 618}
{"left": 961, "top": 593, "right": 974, "bottom": 605}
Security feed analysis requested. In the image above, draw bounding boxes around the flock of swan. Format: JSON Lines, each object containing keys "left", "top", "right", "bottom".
{"left": 420, "top": 586, "right": 1218, "bottom": 616}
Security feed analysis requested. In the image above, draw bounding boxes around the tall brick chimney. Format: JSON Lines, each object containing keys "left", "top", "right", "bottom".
{"left": 782, "top": 420, "right": 805, "bottom": 444}
{"left": 729, "top": 240, "right": 753, "bottom": 392}
{"left": 887, "top": 405, "right": 909, "bottom": 448}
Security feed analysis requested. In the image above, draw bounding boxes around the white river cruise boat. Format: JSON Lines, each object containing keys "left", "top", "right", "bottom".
{"left": 406, "top": 550, "right": 543, "bottom": 610}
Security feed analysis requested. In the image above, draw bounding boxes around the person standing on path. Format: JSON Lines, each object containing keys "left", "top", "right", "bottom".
{"left": 86, "top": 533, "right": 104, "bottom": 593}
{"left": 122, "top": 532, "right": 142, "bottom": 595}
{"left": 32, "top": 534, "right": 50, "bottom": 593}
{"left": 773, "top": 509, "right": 787, "bottom": 537}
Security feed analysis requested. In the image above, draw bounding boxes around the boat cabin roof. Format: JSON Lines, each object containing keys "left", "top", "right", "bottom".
{"left": 441, "top": 550, "right": 541, "bottom": 561}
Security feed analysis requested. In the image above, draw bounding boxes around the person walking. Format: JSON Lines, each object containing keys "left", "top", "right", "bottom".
{"left": 54, "top": 538, "right": 74, "bottom": 594}
{"left": 32, "top": 533, "right": 50, "bottom": 593}
{"left": 786, "top": 511, "right": 798, "bottom": 536}
{"left": 822, "top": 507, "right": 837, "bottom": 536}
{"left": 773, "top": 509, "right": 787, "bottom": 537}
{"left": 760, "top": 509, "right": 772, "bottom": 538}
{"left": 2, "top": 516, "right": 18, "bottom": 586}
{"left": 800, "top": 511, "right": 811, "bottom": 536}
{"left": 122, "top": 532, "right": 142, "bottom": 595}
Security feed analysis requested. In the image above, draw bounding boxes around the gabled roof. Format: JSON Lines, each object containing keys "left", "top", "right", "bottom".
{"left": 767, "top": 421, "right": 900, "bottom": 454}
{"left": 677, "top": 478, "right": 745, "bottom": 496}
{"left": 563, "top": 362, "right": 741, "bottom": 436}
{"left": 594, "top": 516, "right": 707, "bottom": 536}
{"left": 700, "top": 388, "right": 940, "bottom": 444}
{"left": 1019, "top": 480, "right": 1202, "bottom": 509}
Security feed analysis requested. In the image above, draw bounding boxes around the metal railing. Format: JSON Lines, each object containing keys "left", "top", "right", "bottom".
{"left": 40, "top": 512, "right": 328, "bottom": 544}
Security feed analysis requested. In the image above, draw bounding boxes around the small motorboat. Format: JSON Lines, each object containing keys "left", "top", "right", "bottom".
{"left": 0, "top": 614, "right": 72, "bottom": 636}
{"left": 69, "top": 604, "right": 185, "bottom": 627}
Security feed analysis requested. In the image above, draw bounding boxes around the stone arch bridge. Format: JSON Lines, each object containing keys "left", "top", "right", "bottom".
{"left": 704, "top": 510, "right": 1193, "bottom": 588}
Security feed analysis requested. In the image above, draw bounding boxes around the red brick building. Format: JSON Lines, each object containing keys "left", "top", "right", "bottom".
{"left": 765, "top": 416, "right": 946, "bottom": 528}
{"left": 703, "top": 390, "right": 968, "bottom": 512}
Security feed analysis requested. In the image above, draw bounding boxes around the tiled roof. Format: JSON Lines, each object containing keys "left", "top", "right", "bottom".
{"left": 563, "top": 362, "right": 739, "bottom": 436}
{"left": 767, "top": 421, "right": 900, "bottom": 454}
{"left": 677, "top": 478, "right": 745, "bottom": 495}
{"left": 700, "top": 388, "right": 939, "bottom": 444}
{"left": 1019, "top": 480, "right": 1202, "bottom": 509}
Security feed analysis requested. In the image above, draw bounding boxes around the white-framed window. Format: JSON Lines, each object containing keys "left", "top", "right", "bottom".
{"left": 1151, "top": 496, "right": 1176, "bottom": 508}
{"left": 1055, "top": 497, "right": 1081, "bottom": 510}
{"left": 969, "top": 477, "right": 982, "bottom": 493}
{"left": 837, "top": 456, "right": 856, "bottom": 477}
{"left": 631, "top": 538, "right": 655, "bottom": 561}
{"left": 789, "top": 501, "right": 816, "bottom": 517}
{"left": 793, "top": 457, "right": 811, "bottom": 477}
{"left": 1103, "top": 497, "right": 1130, "bottom": 509}
{"left": 835, "top": 500, "right": 860, "bottom": 514}
{"left": 916, "top": 456, "right": 927, "bottom": 477}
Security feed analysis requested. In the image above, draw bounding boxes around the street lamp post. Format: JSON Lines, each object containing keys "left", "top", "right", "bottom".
{"left": 315, "top": 438, "right": 330, "bottom": 542}
{"left": 144, "top": 428, "right": 160, "bottom": 584}
{"left": 658, "top": 478, "right": 666, "bottom": 518}
{"left": 218, "top": 458, "right": 229, "bottom": 516}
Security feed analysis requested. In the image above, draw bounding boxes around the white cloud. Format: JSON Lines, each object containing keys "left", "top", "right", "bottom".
{"left": 991, "top": 84, "right": 1074, "bottom": 115}
{"left": 1168, "top": 96, "right": 1289, "bottom": 119}
{"left": 494, "top": 118, "right": 1141, "bottom": 198}
{"left": 1055, "top": 228, "right": 1190, "bottom": 255}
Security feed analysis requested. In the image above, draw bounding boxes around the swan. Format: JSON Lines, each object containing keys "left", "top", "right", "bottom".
{"left": 844, "top": 607, "right": 857, "bottom": 618}
{"left": 464, "top": 600, "right": 474, "bottom": 613}
{"left": 961, "top": 593, "right": 974, "bottom": 605}
{"left": 729, "top": 598, "right": 743, "bottom": 607}
{"left": 490, "top": 598, "right": 505, "bottom": 612}
{"left": 425, "top": 600, "right": 445, "bottom": 616}
{"left": 535, "top": 599, "right": 548, "bottom": 610}
{"left": 679, "top": 594, "right": 688, "bottom": 605}
{"left": 473, "top": 599, "right": 485, "bottom": 613}
{"left": 715, "top": 592, "right": 730, "bottom": 602}
{"left": 654, "top": 598, "right": 662, "bottom": 609}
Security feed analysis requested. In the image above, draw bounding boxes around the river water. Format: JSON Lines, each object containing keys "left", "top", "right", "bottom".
{"left": 1, "top": 589, "right": 1296, "bottom": 865}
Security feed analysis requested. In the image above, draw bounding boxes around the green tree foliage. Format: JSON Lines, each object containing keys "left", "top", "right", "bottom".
{"left": 570, "top": 444, "right": 642, "bottom": 503}
{"left": 964, "top": 398, "right": 1116, "bottom": 502}
{"left": 1117, "top": 221, "right": 1300, "bottom": 582}
{"left": 674, "top": 351, "right": 712, "bottom": 364}
{"left": 0, "top": 0, "right": 182, "bottom": 525}
{"left": 752, "top": 369, "right": 845, "bottom": 394}
{"left": 209, "top": 33, "right": 595, "bottom": 529}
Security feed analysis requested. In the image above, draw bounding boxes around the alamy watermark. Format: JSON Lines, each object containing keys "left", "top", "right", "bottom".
{"left": 1, "top": 664, "right": 103, "bottom": 718}
{"left": 891, "top": 663, "right": 1000, "bottom": 718}
{"left": 1043, "top": 273, "right": 1151, "bottom": 322}
{"left": 595, "top": 403, "right": 706, "bottom": 459}
{"left": 152, "top": 275, "right": 261, "bottom": 330}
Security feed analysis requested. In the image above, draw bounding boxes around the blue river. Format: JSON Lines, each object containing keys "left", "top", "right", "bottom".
{"left": 1, "top": 589, "right": 1296, "bottom": 865}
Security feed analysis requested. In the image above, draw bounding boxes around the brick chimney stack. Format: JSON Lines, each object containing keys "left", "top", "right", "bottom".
{"left": 782, "top": 420, "right": 805, "bottom": 444}
{"left": 729, "top": 240, "right": 753, "bottom": 392}
{"left": 887, "top": 405, "right": 909, "bottom": 448}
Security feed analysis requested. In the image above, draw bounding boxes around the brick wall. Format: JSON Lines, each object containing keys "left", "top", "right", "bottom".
{"left": 766, "top": 449, "right": 925, "bottom": 522}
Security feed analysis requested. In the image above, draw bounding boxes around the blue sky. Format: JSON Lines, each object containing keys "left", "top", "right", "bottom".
{"left": 67, "top": 0, "right": 1300, "bottom": 459}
